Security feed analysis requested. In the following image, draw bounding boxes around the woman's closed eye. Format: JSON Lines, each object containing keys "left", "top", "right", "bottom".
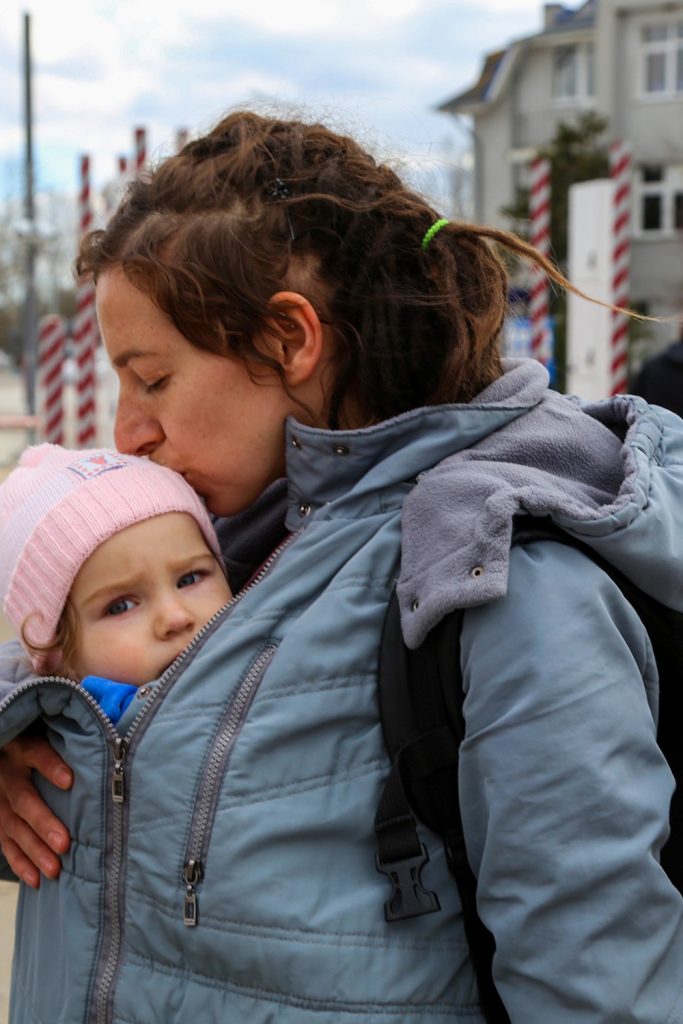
{"left": 105, "top": 597, "right": 136, "bottom": 616}
{"left": 144, "top": 375, "right": 169, "bottom": 394}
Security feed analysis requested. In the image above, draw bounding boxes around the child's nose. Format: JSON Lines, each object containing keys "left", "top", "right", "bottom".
{"left": 155, "top": 596, "right": 195, "bottom": 638}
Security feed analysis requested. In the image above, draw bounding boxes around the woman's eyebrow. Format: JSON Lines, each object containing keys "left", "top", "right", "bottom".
{"left": 112, "top": 348, "right": 154, "bottom": 368}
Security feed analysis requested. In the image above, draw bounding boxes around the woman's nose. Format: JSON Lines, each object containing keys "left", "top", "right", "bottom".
{"left": 114, "top": 398, "right": 163, "bottom": 457}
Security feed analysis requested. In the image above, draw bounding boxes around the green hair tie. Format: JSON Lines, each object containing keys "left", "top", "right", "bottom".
{"left": 421, "top": 218, "right": 449, "bottom": 251}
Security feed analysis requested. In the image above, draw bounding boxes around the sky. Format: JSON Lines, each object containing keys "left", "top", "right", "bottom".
{"left": 0, "top": 0, "right": 548, "bottom": 220}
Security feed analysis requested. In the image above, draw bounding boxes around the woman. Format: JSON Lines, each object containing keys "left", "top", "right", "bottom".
{"left": 0, "top": 110, "right": 682, "bottom": 1023}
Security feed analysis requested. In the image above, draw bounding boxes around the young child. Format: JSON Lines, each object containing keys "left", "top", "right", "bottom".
{"left": 0, "top": 444, "right": 233, "bottom": 723}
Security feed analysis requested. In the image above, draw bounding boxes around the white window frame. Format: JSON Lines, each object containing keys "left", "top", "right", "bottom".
{"left": 634, "top": 164, "right": 683, "bottom": 237}
{"left": 638, "top": 16, "right": 683, "bottom": 99}
{"left": 551, "top": 42, "right": 595, "bottom": 106}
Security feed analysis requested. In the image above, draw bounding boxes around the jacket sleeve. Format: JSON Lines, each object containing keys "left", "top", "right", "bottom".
{"left": 0, "top": 639, "right": 35, "bottom": 881}
{"left": 0, "top": 638, "right": 34, "bottom": 704}
{"left": 458, "top": 540, "right": 683, "bottom": 1024}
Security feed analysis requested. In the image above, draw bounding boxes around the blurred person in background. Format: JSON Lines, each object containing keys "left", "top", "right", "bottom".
{"left": 631, "top": 325, "right": 683, "bottom": 418}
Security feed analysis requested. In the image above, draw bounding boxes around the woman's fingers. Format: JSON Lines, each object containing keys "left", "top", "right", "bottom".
{"left": 0, "top": 831, "right": 42, "bottom": 889}
{"left": 11, "top": 731, "right": 73, "bottom": 791}
{"left": 0, "top": 734, "right": 72, "bottom": 882}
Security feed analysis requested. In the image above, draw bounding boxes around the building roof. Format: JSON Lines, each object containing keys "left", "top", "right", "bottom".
{"left": 436, "top": 1, "right": 596, "bottom": 114}
{"left": 537, "top": 0, "right": 596, "bottom": 35}
{"left": 437, "top": 49, "right": 507, "bottom": 111}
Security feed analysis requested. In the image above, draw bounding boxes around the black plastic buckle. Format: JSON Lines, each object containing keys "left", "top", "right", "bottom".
{"left": 376, "top": 844, "right": 441, "bottom": 921}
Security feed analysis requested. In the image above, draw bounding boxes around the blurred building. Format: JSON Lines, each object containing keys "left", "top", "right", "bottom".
{"left": 438, "top": 0, "right": 683, "bottom": 335}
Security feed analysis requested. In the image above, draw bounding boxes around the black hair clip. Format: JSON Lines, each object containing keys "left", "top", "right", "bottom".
{"left": 266, "top": 178, "right": 290, "bottom": 201}
{"left": 265, "top": 178, "right": 295, "bottom": 240}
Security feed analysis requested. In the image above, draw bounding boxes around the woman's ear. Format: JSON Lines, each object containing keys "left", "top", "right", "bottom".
{"left": 264, "top": 291, "right": 324, "bottom": 386}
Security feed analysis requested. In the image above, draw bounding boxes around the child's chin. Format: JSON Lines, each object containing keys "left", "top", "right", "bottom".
{"left": 130, "top": 650, "right": 190, "bottom": 686}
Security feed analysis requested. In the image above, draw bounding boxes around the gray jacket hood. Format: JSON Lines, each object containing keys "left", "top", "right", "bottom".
{"left": 398, "top": 359, "right": 683, "bottom": 647}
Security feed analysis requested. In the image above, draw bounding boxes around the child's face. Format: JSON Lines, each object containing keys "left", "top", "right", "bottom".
{"left": 66, "top": 512, "right": 232, "bottom": 685}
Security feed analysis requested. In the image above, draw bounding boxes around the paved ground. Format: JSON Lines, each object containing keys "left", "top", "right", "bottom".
{"left": 0, "top": 884, "right": 15, "bottom": 1023}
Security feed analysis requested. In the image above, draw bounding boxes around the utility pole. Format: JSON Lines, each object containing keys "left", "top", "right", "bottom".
{"left": 20, "top": 10, "right": 38, "bottom": 422}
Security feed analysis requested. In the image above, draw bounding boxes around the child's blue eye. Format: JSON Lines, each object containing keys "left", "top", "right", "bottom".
{"left": 177, "top": 571, "right": 202, "bottom": 589}
{"left": 106, "top": 598, "right": 135, "bottom": 616}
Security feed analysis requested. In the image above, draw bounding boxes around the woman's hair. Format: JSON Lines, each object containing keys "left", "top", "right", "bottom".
{"left": 21, "top": 602, "right": 80, "bottom": 678}
{"left": 77, "top": 110, "right": 595, "bottom": 426}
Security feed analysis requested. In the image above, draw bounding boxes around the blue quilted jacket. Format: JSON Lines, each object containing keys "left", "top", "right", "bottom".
{"left": 1, "top": 359, "right": 682, "bottom": 1023}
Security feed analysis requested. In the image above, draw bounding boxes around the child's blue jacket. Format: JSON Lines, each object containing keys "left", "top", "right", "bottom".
{"left": 0, "top": 359, "right": 682, "bottom": 1023}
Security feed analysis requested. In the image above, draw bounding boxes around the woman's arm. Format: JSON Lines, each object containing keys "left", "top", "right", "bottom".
{"left": 459, "top": 541, "right": 683, "bottom": 1023}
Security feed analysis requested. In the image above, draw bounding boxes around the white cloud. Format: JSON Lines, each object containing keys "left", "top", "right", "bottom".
{"left": 0, "top": 0, "right": 548, "bottom": 202}
{"left": 472, "top": 0, "right": 540, "bottom": 11}
{"left": 111, "top": 0, "right": 425, "bottom": 36}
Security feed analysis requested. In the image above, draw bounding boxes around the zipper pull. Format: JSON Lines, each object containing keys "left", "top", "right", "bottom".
{"left": 183, "top": 859, "right": 203, "bottom": 927}
{"left": 111, "top": 737, "right": 127, "bottom": 803}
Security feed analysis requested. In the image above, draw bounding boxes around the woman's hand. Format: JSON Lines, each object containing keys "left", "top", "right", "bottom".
{"left": 0, "top": 733, "right": 72, "bottom": 888}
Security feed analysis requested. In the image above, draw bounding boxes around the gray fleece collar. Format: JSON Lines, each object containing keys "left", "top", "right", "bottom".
{"left": 282, "top": 360, "right": 549, "bottom": 530}
{"left": 397, "top": 363, "right": 683, "bottom": 647}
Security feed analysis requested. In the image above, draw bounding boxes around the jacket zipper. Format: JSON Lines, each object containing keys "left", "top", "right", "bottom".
{"left": 182, "top": 642, "right": 278, "bottom": 926}
{"left": 95, "top": 738, "right": 128, "bottom": 1024}
{"left": 90, "top": 531, "right": 297, "bottom": 1022}
{"left": 111, "top": 736, "right": 126, "bottom": 803}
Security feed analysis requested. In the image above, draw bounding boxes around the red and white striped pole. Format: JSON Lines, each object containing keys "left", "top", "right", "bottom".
{"left": 37, "top": 314, "right": 66, "bottom": 444}
{"left": 103, "top": 154, "right": 129, "bottom": 219}
{"left": 73, "top": 154, "right": 97, "bottom": 445}
{"left": 609, "top": 140, "right": 631, "bottom": 395}
{"left": 134, "top": 126, "right": 147, "bottom": 174}
{"left": 529, "top": 157, "right": 552, "bottom": 363}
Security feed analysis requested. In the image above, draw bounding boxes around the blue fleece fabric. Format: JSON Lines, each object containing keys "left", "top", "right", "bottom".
{"left": 81, "top": 675, "right": 137, "bottom": 724}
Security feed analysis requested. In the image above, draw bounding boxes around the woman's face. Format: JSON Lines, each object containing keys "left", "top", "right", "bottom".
{"left": 97, "top": 269, "right": 316, "bottom": 516}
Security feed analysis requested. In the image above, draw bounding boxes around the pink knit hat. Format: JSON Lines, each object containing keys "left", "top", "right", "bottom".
{"left": 0, "top": 444, "right": 223, "bottom": 668}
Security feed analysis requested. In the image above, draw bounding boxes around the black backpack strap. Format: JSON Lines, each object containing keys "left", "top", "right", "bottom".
{"left": 375, "top": 590, "right": 511, "bottom": 1024}
{"left": 374, "top": 588, "right": 442, "bottom": 920}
